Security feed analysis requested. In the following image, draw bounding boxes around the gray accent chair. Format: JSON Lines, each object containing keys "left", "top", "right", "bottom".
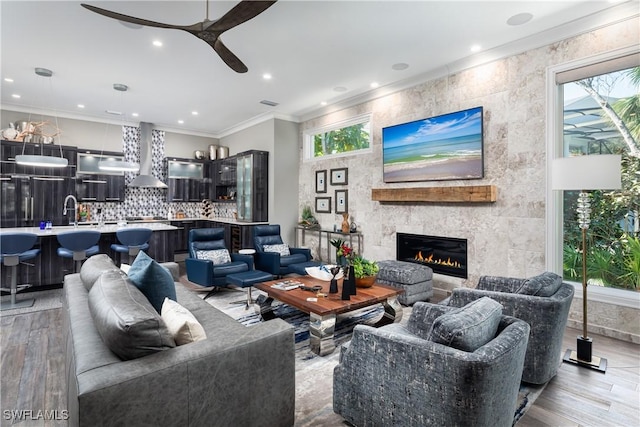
{"left": 445, "top": 272, "right": 574, "bottom": 384}
{"left": 333, "top": 301, "right": 530, "bottom": 427}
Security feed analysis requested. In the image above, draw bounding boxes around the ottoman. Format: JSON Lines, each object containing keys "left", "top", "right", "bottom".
{"left": 227, "top": 270, "right": 274, "bottom": 309}
{"left": 376, "top": 260, "right": 433, "bottom": 305}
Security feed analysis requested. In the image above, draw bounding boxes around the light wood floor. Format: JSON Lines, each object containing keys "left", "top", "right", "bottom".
{"left": 1, "top": 307, "right": 638, "bottom": 427}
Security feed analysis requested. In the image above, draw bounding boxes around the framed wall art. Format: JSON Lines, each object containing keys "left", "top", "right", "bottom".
{"left": 335, "top": 189, "right": 348, "bottom": 214}
{"left": 330, "top": 168, "right": 348, "bottom": 185}
{"left": 315, "top": 170, "right": 327, "bottom": 193}
{"left": 315, "top": 197, "right": 331, "bottom": 213}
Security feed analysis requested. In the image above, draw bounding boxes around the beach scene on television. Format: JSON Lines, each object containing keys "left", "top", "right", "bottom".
{"left": 383, "top": 106, "right": 484, "bottom": 182}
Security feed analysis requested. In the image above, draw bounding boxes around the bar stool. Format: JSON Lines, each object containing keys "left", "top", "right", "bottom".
{"left": 1, "top": 233, "right": 40, "bottom": 310}
{"left": 57, "top": 230, "right": 101, "bottom": 273}
{"left": 111, "top": 228, "right": 152, "bottom": 265}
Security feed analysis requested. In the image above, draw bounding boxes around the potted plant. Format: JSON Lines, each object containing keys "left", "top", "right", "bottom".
{"left": 330, "top": 239, "right": 353, "bottom": 266}
{"left": 349, "top": 254, "right": 379, "bottom": 288}
{"left": 299, "top": 205, "right": 320, "bottom": 229}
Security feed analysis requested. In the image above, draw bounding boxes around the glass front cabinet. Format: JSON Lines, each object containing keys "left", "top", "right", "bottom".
{"left": 236, "top": 150, "right": 268, "bottom": 222}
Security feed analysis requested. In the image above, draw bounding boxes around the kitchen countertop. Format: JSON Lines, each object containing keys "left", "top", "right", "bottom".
{"left": 169, "top": 217, "right": 269, "bottom": 226}
{"left": 0, "top": 222, "right": 178, "bottom": 236}
{"left": 0, "top": 218, "right": 269, "bottom": 236}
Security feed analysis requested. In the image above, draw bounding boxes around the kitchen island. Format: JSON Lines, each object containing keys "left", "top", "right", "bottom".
{"left": 1, "top": 218, "right": 267, "bottom": 289}
{"left": 0, "top": 222, "right": 179, "bottom": 289}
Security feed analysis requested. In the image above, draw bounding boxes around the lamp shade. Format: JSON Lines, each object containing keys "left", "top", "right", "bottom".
{"left": 98, "top": 159, "right": 140, "bottom": 172}
{"left": 552, "top": 154, "right": 622, "bottom": 191}
{"left": 15, "top": 154, "right": 68, "bottom": 168}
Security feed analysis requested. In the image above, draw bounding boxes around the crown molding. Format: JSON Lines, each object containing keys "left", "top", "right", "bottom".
{"left": 298, "top": 2, "right": 640, "bottom": 123}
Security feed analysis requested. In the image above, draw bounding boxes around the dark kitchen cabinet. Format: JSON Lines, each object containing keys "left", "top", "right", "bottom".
{"left": 166, "top": 158, "right": 206, "bottom": 202}
{"left": 75, "top": 151, "right": 125, "bottom": 202}
{"left": 212, "top": 156, "right": 237, "bottom": 202}
{"left": 236, "top": 150, "right": 268, "bottom": 222}
{"left": 0, "top": 174, "right": 75, "bottom": 227}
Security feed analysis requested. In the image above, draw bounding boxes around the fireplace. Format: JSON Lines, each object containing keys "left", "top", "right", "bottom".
{"left": 396, "top": 233, "right": 468, "bottom": 279}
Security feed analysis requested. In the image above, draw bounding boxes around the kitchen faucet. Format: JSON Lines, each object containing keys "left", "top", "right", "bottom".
{"left": 63, "top": 195, "right": 78, "bottom": 228}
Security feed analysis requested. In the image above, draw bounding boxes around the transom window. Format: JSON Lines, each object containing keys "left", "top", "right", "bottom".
{"left": 303, "top": 113, "right": 372, "bottom": 160}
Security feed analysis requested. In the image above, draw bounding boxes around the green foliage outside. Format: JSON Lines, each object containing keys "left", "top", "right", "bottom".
{"left": 313, "top": 123, "right": 370, "bottom": 157}
{"left": 562, "top": 67, "right": 640, "bottom": 290}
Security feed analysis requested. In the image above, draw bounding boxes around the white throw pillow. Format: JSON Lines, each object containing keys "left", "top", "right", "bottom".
{"left": 263, "top": 243, "right": 291, "bottom": 256}
{"left": 161, "top": 298, "right": 207, "bottom": 345}
{"left": 120, "top": 263, "right": 130, "bottom": 274}
{"left": 196, "top": 249, "right": 231, "bottom": 265}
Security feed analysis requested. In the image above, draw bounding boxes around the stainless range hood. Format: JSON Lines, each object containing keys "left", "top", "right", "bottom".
{"left": 128, "top": 122, "right": 168, "bottom": 188}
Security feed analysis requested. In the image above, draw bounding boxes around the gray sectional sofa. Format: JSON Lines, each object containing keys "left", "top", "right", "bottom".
{"left": 63, "top": 254, "right": 295, "bottom": 427}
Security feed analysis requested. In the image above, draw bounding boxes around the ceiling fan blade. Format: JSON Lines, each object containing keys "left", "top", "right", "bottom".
{"left": 212, "top": 39, "right": 248, "bottom": 73}
{"left": 81, "top": 3, "right": 197, "bottom": 31}
{"left": 209, "top": 0, "right": 278, "bottom": 33}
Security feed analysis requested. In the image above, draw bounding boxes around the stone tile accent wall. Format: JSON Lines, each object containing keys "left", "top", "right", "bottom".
{"left": 299, "top": 19, "right": 639, "bottom": 340}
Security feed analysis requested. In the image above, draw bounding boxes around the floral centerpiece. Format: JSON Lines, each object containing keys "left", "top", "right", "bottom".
{"left": 330, "top": 239, "right": 379, "bottom": 287}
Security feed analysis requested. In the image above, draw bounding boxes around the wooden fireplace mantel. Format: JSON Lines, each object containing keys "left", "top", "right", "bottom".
{"left": 371, "top": 185, "right": 497, "bottom": 203}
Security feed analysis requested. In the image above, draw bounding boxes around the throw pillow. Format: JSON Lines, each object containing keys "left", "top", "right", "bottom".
{"left": 80, "top": 253, "right": 121, "bottom": 290}
{"left": 88, "top": 270, "right": 175, "bottom": 360}
{"left": 263, "top": 243, "right": 290, "bottom": 256}
{"left": 161, "top": 298, "right": 207, "bottom": 345}
{"left": 517, "top": 272, "right": 563, "bottom": 297}
{"left": 428, "top": 296, "right": 502, "bottom": 352}
{"left": 196, "top": 249, "right": 231, "bottom": 265}
{"left": 127, "top": 251, "right": 177, "bottom": 313}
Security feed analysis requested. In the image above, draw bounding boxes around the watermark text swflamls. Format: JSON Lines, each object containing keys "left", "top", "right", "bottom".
{"left": 3, "top": 409, "right": 69, "bottom": 421}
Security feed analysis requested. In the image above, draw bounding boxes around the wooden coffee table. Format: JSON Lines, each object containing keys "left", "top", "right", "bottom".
{"left": 254, "top": 276, "right": 403, "bottom": 356}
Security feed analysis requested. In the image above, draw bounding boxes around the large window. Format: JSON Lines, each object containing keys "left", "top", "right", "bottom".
{"left": 555, "top": 55, "right": 639, "bottom": 293}
{"left": 303, "top": 113, "right": 371, "bottom": 160}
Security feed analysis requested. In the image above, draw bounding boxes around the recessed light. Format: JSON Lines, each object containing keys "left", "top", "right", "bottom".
{"left": 320, "top": 101, "right": 328, "bottom": 106}
{"left": 333, "top": 86, "right": 347, "bottom": 93}
{"left": 11, "top": 94, "right": 20, "bottom": 99}
{"left": 178, "top": 120, "right": 184, "bottom": 124}
{"left": 507, "top": 12, "right": 533, "bottom": 26}
{"left": 470, "top": 44, "right": 482, "bottom": 53}
{"left": 370, "top": 82, "right": 379, "bottom": 89}
{"left": 392, "top": 63, "right": 409, "bottom": 71}
{"left": 131, "top": 113, "right": 139, "bottom": 117}
{"left": 4, "top": 78, "right": 14, "bottom": 83}
{"left": 77, "top": 104, "right": 85, "bottom": 109}
{"left": 153, "top": 40, "right": 163, "bottom": 47}
{"left": 262, "top": 73, "right": 272, "bottom": 80}
{"left": 192, "top": 111, "right": 198, "bottom": 116}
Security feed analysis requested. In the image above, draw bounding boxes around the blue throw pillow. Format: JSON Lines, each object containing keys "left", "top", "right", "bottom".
{"left": 127, "top": 251, "right": 177, "bottom": 313}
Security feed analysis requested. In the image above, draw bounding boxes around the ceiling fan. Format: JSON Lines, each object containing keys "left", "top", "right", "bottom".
{"left": 81, "top": 1, "right": 278, "bottom": 73}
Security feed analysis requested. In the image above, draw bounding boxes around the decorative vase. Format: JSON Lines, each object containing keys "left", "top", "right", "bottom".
{"left": 341, "top": 265, "right": 357, "bottom": 299}
{"left": 355, "top": 275, "right": 376, "bottom": 288}
{"left": 341, "top": 213, "right": 350, "bottom": 233}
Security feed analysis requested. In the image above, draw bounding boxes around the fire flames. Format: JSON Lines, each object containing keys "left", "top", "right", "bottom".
{"left": 414, "top": 251, "right": 463, "bottom": 269}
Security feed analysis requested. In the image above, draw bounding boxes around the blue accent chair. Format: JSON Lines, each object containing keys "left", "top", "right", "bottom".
{"left": 57, "top": 230, "right": 101, "bottom": 273}
{"left": 1, "top": 233, "right": 40, "bottom": 310}
{"left": 111, "top": 227, "right": 152, "bottom": 265}
{"left": 185, "top": 228, "right": 253, "bottom": 299}
{"left": 253, "top": 224, "right": 319, "bottom": 277}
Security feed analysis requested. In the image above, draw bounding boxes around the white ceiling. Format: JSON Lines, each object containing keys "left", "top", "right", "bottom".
{"left": 1, "top": 1, "right": 637, "bottom": 138}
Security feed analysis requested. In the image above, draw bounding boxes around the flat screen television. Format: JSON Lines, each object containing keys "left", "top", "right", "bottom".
{"left": 382, "top": 106, "right": 484, "bottom": 183}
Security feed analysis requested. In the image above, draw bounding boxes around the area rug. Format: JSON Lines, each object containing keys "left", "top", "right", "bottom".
{"left": 198, "top": 284, "right": 546, "bottom": 426}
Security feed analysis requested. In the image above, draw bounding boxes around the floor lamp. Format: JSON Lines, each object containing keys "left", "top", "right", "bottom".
{"left": 551, "top": 154, "right": 622, "bottom": 373}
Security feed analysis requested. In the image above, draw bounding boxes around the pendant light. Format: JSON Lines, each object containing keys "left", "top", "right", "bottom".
{"left": 15, "top": 68, "right": 69, "bottom": 168}
{"left": 98, "top": 83, "right": 140, "bottom": 173}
